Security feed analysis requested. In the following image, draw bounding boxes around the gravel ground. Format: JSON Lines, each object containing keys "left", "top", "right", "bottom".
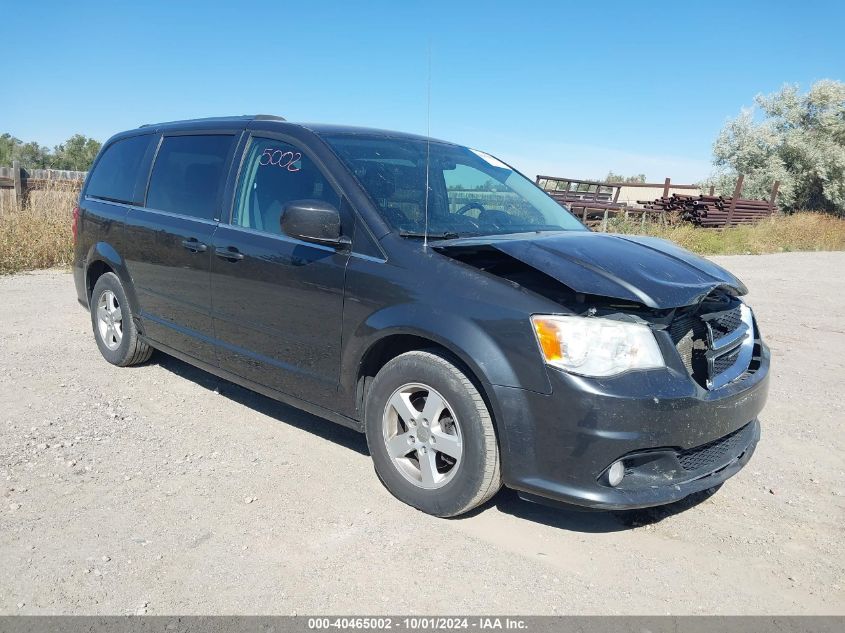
{"left": 1, "top": 251, "right": 843, "bottom": 615}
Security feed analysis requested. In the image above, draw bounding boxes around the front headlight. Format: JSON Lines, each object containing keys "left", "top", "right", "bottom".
{"left": 531, "top": 314, "right": 665, "bottom": 377}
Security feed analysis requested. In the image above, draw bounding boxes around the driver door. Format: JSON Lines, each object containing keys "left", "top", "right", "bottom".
{"left": 210, "top": 135, "right": 351, "bottom": 404}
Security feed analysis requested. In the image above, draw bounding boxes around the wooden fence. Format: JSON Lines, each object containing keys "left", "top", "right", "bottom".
{"left": 0, "top": 162, "right": 86, "bottom": 215}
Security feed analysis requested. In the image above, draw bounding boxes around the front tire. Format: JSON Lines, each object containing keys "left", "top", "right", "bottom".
{"left": 365, "top": 350, "right": 501, "bottom": 517}
{"left": 90, "top": 272, "right": 152, "bottom": 366}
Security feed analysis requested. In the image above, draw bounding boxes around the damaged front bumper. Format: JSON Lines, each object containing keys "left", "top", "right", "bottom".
{"left": 492, "top": 340, "right": 770, "bottom": 510}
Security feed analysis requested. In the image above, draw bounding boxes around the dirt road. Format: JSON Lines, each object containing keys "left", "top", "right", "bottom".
{"left": 1, "top": 252, "right": 843, "bottom": 615}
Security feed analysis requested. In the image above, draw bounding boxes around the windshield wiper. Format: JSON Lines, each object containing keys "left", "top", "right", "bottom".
{"left": 398, "top": 230, "right": 460, "bottom": 240}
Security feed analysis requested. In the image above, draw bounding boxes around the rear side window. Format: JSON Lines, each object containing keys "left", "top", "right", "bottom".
{"left": 86, "top": 134, "right": 155, "bottom": 204}
{"left": 146, "top": 134, "right": 235, "bottom": 219}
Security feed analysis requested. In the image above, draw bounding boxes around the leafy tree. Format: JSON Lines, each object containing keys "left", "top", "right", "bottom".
{"left": 0, "top": 134, "right": 51, "bottom": 168}
{"left": 605, "top": 171, "right": 647, "bottom": 183}
{"left": 0, "top": 133, "right": 22, "bottom": 166}
{"left": 1, "top": 133, "right": 101, "bottom": 171}
{"left": 16, "top": 141, "right": 52, "bottom": 169}
{"left": 703, "top": 80, "right": 845, "bottom": 214}
{"left": 52, "top": 134, "right": 101, "bottom": 171}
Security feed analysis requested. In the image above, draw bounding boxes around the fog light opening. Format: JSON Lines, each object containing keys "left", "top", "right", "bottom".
{"left": 607, "top": 460, "right": 625, "bottom": 487}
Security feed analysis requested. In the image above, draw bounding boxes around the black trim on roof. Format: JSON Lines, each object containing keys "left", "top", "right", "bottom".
{"left": 139, "top": 114, "right": 285, "bottom": 128}
{"left": 133, "top": 115, "right": 452, "bottom": 145}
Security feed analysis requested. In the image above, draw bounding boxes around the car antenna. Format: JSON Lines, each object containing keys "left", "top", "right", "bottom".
{"left": 423, "top": 41, "right": 432, "bottom": 250}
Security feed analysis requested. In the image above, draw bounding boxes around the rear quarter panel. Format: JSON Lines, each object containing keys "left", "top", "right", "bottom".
{"left": 74, "top": 198, "right": 132, "bottom": 308}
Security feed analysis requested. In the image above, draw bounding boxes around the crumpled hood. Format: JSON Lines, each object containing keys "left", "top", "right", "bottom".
{"left": 434, "top": 231, "right": 747, "bottom": 309}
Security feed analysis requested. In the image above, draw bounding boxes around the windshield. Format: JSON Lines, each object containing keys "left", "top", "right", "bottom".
{"left": 322, "top": 135, "right": 586, "bottom": 238}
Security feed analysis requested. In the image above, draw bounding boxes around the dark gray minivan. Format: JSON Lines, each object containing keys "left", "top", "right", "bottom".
{"left": 73, "top": 115, "right": 769, "bottom": 517}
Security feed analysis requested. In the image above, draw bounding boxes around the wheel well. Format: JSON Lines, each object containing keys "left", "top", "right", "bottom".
{"left": 358, "top": 334, "right": 437, "bottom": 388}
{"left": 86, "top": 260, "right": 114, "bottom": 300}
{"left": 356, "top": 334, "right": 499, "bottom": 433}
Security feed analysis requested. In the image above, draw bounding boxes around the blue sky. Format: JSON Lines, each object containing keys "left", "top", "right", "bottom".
{"left": 3, "top": 0, "right": 843, "bottom": 182}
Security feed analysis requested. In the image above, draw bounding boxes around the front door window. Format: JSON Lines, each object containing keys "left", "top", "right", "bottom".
{"left": 233, "top": 138, "right": 340, "bottom": 236}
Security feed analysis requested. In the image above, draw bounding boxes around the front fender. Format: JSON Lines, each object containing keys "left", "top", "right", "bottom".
{"left": 341, "top": 301, "right": 552, "bottom": 396}
{"left": 341, "top": 302, "right": 551, "bottom": 484}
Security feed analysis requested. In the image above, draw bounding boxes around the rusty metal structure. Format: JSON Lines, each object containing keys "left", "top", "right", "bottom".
{"left": 536, "top": 176, "right": 645, "bottom": 225}
{"left": 638, "top": 177, "right": 781, "bottom": 227}
{"left": 537, "top": 173, "right": 780, "bottom": 229}
{"left": 638, "top": 195, "right": 777, "bottom": 227}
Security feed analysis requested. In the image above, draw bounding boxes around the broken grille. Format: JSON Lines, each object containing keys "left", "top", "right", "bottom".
{"left": 668, "top": 295, "right": 754, "bottom": 390}
{"left": 708, "top": 305, "right": 743, "bottom": 339}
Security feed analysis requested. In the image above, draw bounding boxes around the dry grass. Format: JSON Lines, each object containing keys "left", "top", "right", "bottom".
{"left": 0, "top": 181, "right": 78, "bottom": 274}
{"left": 604, "top": 212, "right": 845, "bottom": 255}
{"left": 1, "top": 185, "right": 844, "bottom": 275}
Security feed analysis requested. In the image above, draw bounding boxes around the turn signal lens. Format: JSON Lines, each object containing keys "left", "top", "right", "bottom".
{"left": 533, "top": 317, "right": 564, "bottom": 363}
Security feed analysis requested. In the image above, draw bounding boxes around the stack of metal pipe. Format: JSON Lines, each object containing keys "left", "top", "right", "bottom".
{"left": 637, "top": 194, "right": 775, "bottom": 227}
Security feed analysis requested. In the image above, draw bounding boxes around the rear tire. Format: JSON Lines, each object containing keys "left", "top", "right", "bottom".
{"left": 365, "top": 350, "right": 501, "bottom": 517}
{"left": 90, "top": 272, "right": 152, "bottom": 367}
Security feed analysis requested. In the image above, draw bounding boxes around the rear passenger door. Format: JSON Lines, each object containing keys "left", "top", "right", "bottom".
{"left": 123, "top": 133, "right": 238, "bottom": 365}
{"left": 210, "top": 134, "right": 351, "bottom": 403}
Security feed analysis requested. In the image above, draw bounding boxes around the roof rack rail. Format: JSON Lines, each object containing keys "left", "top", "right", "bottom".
{"left": 139, "top": 114, "right": 286, "bottom": 128}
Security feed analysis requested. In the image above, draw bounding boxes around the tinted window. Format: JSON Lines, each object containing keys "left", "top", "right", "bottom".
{"left": 146, "top": 134, "right": 234, "bottom": 219}
{"left": 86, "top": 134, "right": 155, "bottom": 204}
{"left": 233, "top": 137, "right": 340, "bottom": 235}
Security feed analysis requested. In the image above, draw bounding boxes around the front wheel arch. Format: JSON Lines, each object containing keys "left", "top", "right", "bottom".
{"left": 355, "top": 332, "right": 510, "bottom": 472}
{"left": 364, "top": 349, "right": 502, "bottom": 516}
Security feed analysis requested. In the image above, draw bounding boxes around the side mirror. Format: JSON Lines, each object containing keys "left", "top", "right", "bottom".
{"left": 280, "top": 199, "right": 351, "bottom": 248}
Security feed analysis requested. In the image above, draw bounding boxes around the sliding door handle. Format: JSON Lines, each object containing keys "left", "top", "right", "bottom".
{"left": 215, "top": 246, "right": 244, "bottom": 261}
{"left": 181, "top": 239, "right": 207, "bottom": 253}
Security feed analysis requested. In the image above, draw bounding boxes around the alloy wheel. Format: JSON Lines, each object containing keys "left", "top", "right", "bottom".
{"left": 382, "top": 383, "right": 463, "bottom": 489}
{"left": 96, "top": 290, "right": 123, "bottom": 351}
